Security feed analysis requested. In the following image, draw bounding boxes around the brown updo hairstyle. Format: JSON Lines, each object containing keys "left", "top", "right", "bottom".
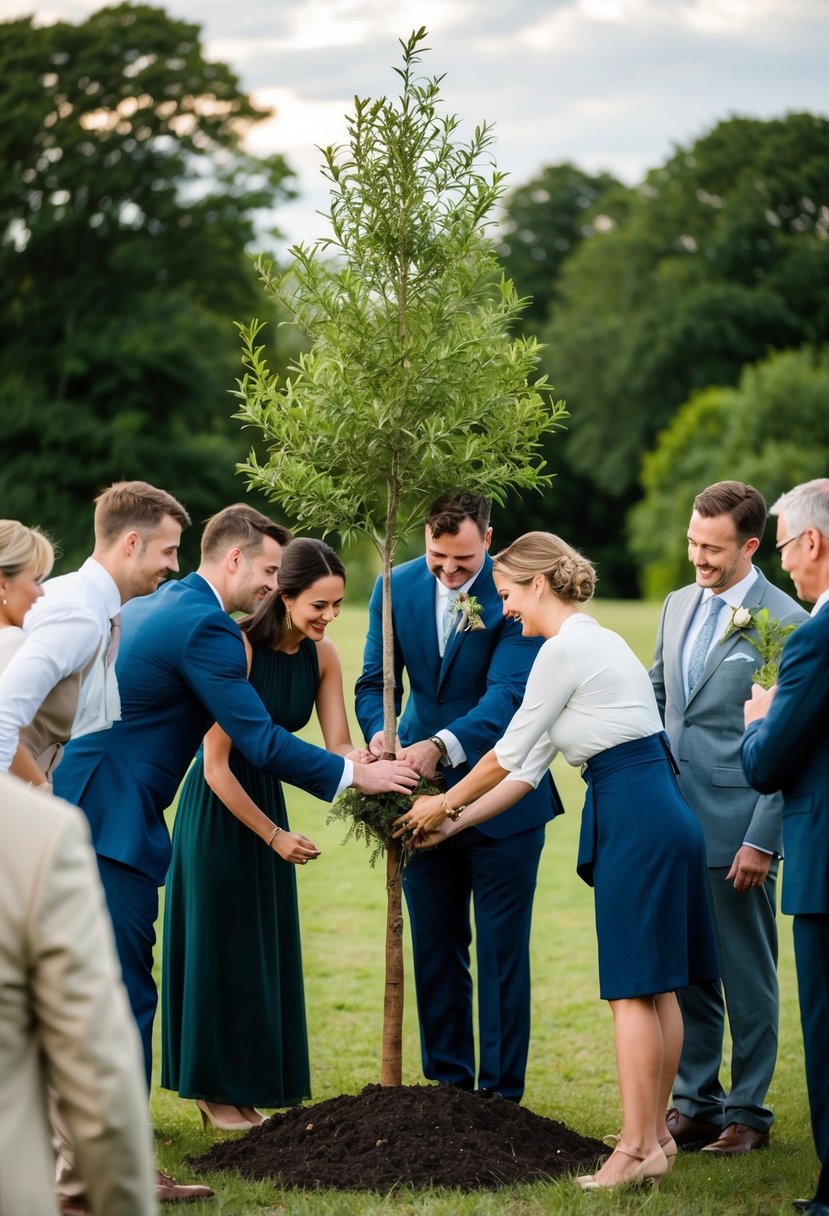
{"left": 0, "top": 520, "right": 56, "bottom": 582}
{"left": 492, "top": 531, "right": 596, "bottom": 604}
{"left": 241, "top": 537, "right": 346, "bottom": 648}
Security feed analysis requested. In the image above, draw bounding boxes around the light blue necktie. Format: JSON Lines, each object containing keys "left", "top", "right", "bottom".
{"left": 441, "top": 591, "right": 459, "bottom": 651}
{"left": 687, "top": 595, "right": 725, "bottom": 692}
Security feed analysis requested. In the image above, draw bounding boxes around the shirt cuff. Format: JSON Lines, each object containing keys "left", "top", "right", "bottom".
{"left": 743, "top": 840, "right": 774, "bottom": 855}
{"left": 334, "top": 758, "right": 353, "bottom": 797}
{"left": 438, "top": 730, "right": 466, "bottom": 769}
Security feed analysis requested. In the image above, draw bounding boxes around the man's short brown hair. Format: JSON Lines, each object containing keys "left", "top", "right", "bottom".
{"left": 94, "top": 481, "right": 191, "bottom": 545}
{"left": 425, "top": 494, "right": 490, "bottom": 540}
{"left": 693, "top": 481, "right": 767, "bottom": 545}
{"left": 200, "top": 504, "right": 291, "bottom": 562}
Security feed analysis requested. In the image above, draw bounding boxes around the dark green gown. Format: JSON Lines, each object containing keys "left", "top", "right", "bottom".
{"left": 161, "top": 639, "right": 319, "bottom": 1107}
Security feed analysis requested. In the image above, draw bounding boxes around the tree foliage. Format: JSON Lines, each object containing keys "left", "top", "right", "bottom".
{"left": 542, "top": 114, "right": 829, "bottom": 498}
{"left": 0, "top": 3, "right": 294, "bottom": 566}
{"left": 629, "top": 346, "right": 829, "bottom": 598}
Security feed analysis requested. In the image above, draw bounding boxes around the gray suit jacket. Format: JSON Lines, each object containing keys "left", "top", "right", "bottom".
{"left": 0, "top": 775, "right": 155, "bottom": 1216}
{"left": 650, "top": 571, "right": 807, "bottom": 866}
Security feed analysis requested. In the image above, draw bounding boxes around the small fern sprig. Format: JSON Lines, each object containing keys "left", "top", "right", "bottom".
{"left": 328, "top": 777, "right": 442, "bottom": 869}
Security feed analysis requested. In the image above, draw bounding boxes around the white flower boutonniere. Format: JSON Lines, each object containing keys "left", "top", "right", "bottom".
{"left": 452, "top": 592, "right": 486, "bottom": 633}
{"left": 719, "top": 604, "right": 798, "bottom": 689}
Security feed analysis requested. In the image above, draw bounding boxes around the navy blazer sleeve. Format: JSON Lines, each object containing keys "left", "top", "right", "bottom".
{"left": 742, "top": 612, "right": 829, "bottom": 795}
{"left": 355, "top": 575, "right": 403, "bottom": 743}
{"left": 184, "top": 612, "right": 344, "bottom": 802}
{"left": 444, "top": 615, "right": 536, "bottom": 761}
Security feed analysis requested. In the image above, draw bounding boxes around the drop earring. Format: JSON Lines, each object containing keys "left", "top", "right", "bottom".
{"left": 285, "top": 607, "right": 293, "bottom": 632}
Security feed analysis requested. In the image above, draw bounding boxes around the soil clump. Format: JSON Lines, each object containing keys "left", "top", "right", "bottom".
{"left": 191, "top": 1083, "right": 607, "bottom": 1192}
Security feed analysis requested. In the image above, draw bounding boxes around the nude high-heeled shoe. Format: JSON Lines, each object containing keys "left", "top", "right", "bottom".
{"left": 603, "top": 1130, "right": 678, "bottom": 1174}
{"left": 194, "top": 1099, "right": 253, "bottom": 1131}
{"left": 237, "top": 1106, "right": 267, "bottom": 1126}
{"left": 577, "top": 1145, "right": 669, "bottom": 1190}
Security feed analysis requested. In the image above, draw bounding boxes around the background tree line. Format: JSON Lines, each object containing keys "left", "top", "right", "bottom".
{"left": 2, "top": 2, "right": 827, "bottom": 594}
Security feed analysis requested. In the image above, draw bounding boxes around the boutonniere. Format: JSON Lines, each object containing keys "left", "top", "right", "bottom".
{"left": 452, "top": 592, "right": 486, "bottom": 633}
{"left": 720, "top": 605, "right": 798, "bottom": 689}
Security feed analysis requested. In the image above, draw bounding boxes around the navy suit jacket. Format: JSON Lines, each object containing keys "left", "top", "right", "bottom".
{"left": 355, "top": 555, "right": 561, "bottom": 839}
{"left": 54, "top": 574, "right": 344, "bottom": 885}
{"left": 741, "top": 601, "right": 829, "bottom": 915}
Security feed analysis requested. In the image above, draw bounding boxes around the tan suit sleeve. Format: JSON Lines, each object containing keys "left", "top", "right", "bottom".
{"left": 28, "top": 806, "right": 156, "bottom": 1216}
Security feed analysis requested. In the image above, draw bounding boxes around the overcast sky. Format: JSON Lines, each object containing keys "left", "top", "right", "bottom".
{"left": 5, "top": 0, "right": 828, "bottom": 248}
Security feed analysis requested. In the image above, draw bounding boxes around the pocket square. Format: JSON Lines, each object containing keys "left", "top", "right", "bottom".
{"left": 724, "top": 653, "right": 754, "bottom": 662}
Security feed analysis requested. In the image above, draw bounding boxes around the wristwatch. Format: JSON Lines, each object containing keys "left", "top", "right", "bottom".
{"left": 429, "top": 734, "right": 449, "bottom": 762}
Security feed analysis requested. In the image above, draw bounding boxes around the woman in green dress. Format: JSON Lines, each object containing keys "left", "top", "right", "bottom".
{"left": 161, "top": 538, "right": 367, "bottom": 1131}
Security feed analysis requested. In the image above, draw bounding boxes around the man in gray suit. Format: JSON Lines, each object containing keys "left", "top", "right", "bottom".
{"left": 650, "top": 481, "right": 807, "bottom": 1155}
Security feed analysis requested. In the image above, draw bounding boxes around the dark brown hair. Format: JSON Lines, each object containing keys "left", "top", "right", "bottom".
{"left": 242, "top": 537, "right": 346, "bottom": 648}
{"left": 94, "top": 481, "right": 190, "bottom": 545}
{"left": 693, "top": 481, "right": 767, "bottom": 545}
{"left": 200, "top": 504, "right": 291, "bottom": 562}
{"left": 425, "top": 493, "right": 490, "bottom": 540}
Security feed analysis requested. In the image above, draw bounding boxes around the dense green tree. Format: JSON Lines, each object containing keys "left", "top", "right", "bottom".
{"left": 543, "top": 114, "right": 829, "bottom": 498}
{"left": 492, "top": 166, "right": 635, "bottom": 592}
{"left": 629, "top": 347, "right": 829, "bottom": 598}
{"left": 496, "top": 163, "right": 625, "bottom": 328}
{"left": 0, "top": 3, "right": 294, "bottom": 567}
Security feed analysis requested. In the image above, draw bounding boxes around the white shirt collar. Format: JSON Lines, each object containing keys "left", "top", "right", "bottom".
{"left": 79, "top": 557, "right": 122, "bottom": 617}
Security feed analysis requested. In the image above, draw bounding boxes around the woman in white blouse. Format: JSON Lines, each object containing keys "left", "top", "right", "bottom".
{"left": 399, "top": 531, "right": 718, "bottom": 1191}
{"left": 0, "top": 520, "right": 55, "bottom": 784}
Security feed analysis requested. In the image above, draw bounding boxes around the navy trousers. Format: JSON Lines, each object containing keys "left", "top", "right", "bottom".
{"left": 793, "top": 914, "right": 829, "bottom": 1174}
{"left": 403, "top": 824, "right": 545, "bottom": 1102}
{"left": 97, "top": 856, "right": 158, "bottom": 1090}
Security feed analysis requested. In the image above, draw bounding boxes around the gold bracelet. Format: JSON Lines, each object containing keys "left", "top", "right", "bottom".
{"left": 441, "top": 794, "right": 464, "bottom": 822}
{"left": 267, "top": 825, "right": 282, "bottom": 846}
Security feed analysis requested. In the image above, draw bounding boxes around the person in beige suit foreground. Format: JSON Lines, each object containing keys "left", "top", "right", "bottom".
{"left": 0, "top": 773, "right": 156, "bottom": 1216}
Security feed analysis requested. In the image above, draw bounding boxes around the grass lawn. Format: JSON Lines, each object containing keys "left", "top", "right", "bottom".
{"left": 150, "top": 600, "right": 817, "bottom": 1214}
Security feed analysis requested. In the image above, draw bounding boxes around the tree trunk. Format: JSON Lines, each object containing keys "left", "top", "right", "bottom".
{"left": 379, "top": 475, "right": 404, "bottom": 1085}
{"left": 380, "top": 836, "right": 404, "bottom": 1085}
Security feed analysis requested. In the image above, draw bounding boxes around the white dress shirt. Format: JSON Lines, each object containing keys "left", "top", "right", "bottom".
{"left": 0, "top": 558, "right": 121, "bottom": 771}
{"left": 812, "top": 587, "right": 829, "bottom": 617}
{"left": 496, "top": 613, "right": 663, "bottom": 787}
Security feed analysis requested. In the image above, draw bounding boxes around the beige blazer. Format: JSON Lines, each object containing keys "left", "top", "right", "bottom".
{"left": 0, "top": 775, "right": 156, "bottom": 1216}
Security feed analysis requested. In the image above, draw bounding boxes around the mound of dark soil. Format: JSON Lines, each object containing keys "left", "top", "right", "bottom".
{"left": 190, "top": 1083, "right": 607, "bottom": 1192}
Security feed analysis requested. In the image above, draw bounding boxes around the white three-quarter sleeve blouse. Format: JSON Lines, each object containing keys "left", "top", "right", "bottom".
{"left": 495, "top": 613, "right": 663, "bottom": 786}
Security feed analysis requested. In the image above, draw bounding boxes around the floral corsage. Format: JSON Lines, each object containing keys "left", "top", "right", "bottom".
{"left": 720, "top": 604, "right": 798, "bottom": 689}
{"left": 452, "top": 592, "right": 486, "bottom": 633}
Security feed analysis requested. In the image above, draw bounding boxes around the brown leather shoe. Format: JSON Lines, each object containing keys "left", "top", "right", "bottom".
{"left": 701, "top": 1123, "right": 770, "bottom": 1155}
{"left": 665, "top": 1106, "right": 721, "bottom": 1149}
{"left": 156, "top": 1169, "right": 215, "bottom": 1203}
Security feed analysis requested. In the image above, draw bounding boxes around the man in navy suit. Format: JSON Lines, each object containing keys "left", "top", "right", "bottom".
{"left": 356, "top": 494, "right": 561, "bottom": 1102}
{"left": 742, "top": 478, "right": 829, "bottom": 1216}
{"left": 55, "top": 504, "right": 416, "bottom": 1204}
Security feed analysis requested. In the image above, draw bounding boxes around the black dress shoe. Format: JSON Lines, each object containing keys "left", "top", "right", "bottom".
{"left": 792, "top": 1203, "right": 829, "bottom": 1215}
{"left": 665, "top": 1106, "right": 721, "bottom": 1149}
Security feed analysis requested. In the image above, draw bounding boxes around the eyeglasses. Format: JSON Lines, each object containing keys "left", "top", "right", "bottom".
{"left": 775, "top": 531, "right": 805, "bottom": 553}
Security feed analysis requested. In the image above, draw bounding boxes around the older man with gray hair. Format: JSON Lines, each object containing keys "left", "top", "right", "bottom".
{"left": 743, "top": 478, "right": 829, "bottom": 1216}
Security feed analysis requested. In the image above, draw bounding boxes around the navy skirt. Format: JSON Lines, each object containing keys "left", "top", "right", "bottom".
{"left": 577, "top": 732, "right": 719, "bottom": 1000}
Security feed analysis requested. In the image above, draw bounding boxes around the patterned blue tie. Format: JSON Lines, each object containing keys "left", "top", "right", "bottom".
{"left": 687, "top": 596, "right": 725, "bottom": 692}
{"left": 441, "top": 591, "right": 459, "bottom": 651}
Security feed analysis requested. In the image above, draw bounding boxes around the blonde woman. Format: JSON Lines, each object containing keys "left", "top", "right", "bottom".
{"left": 0, "top": 520, "right": 55, "bottom": 785}
{"left": 399, "top": 531, "right": 718, "bottom": 1191}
